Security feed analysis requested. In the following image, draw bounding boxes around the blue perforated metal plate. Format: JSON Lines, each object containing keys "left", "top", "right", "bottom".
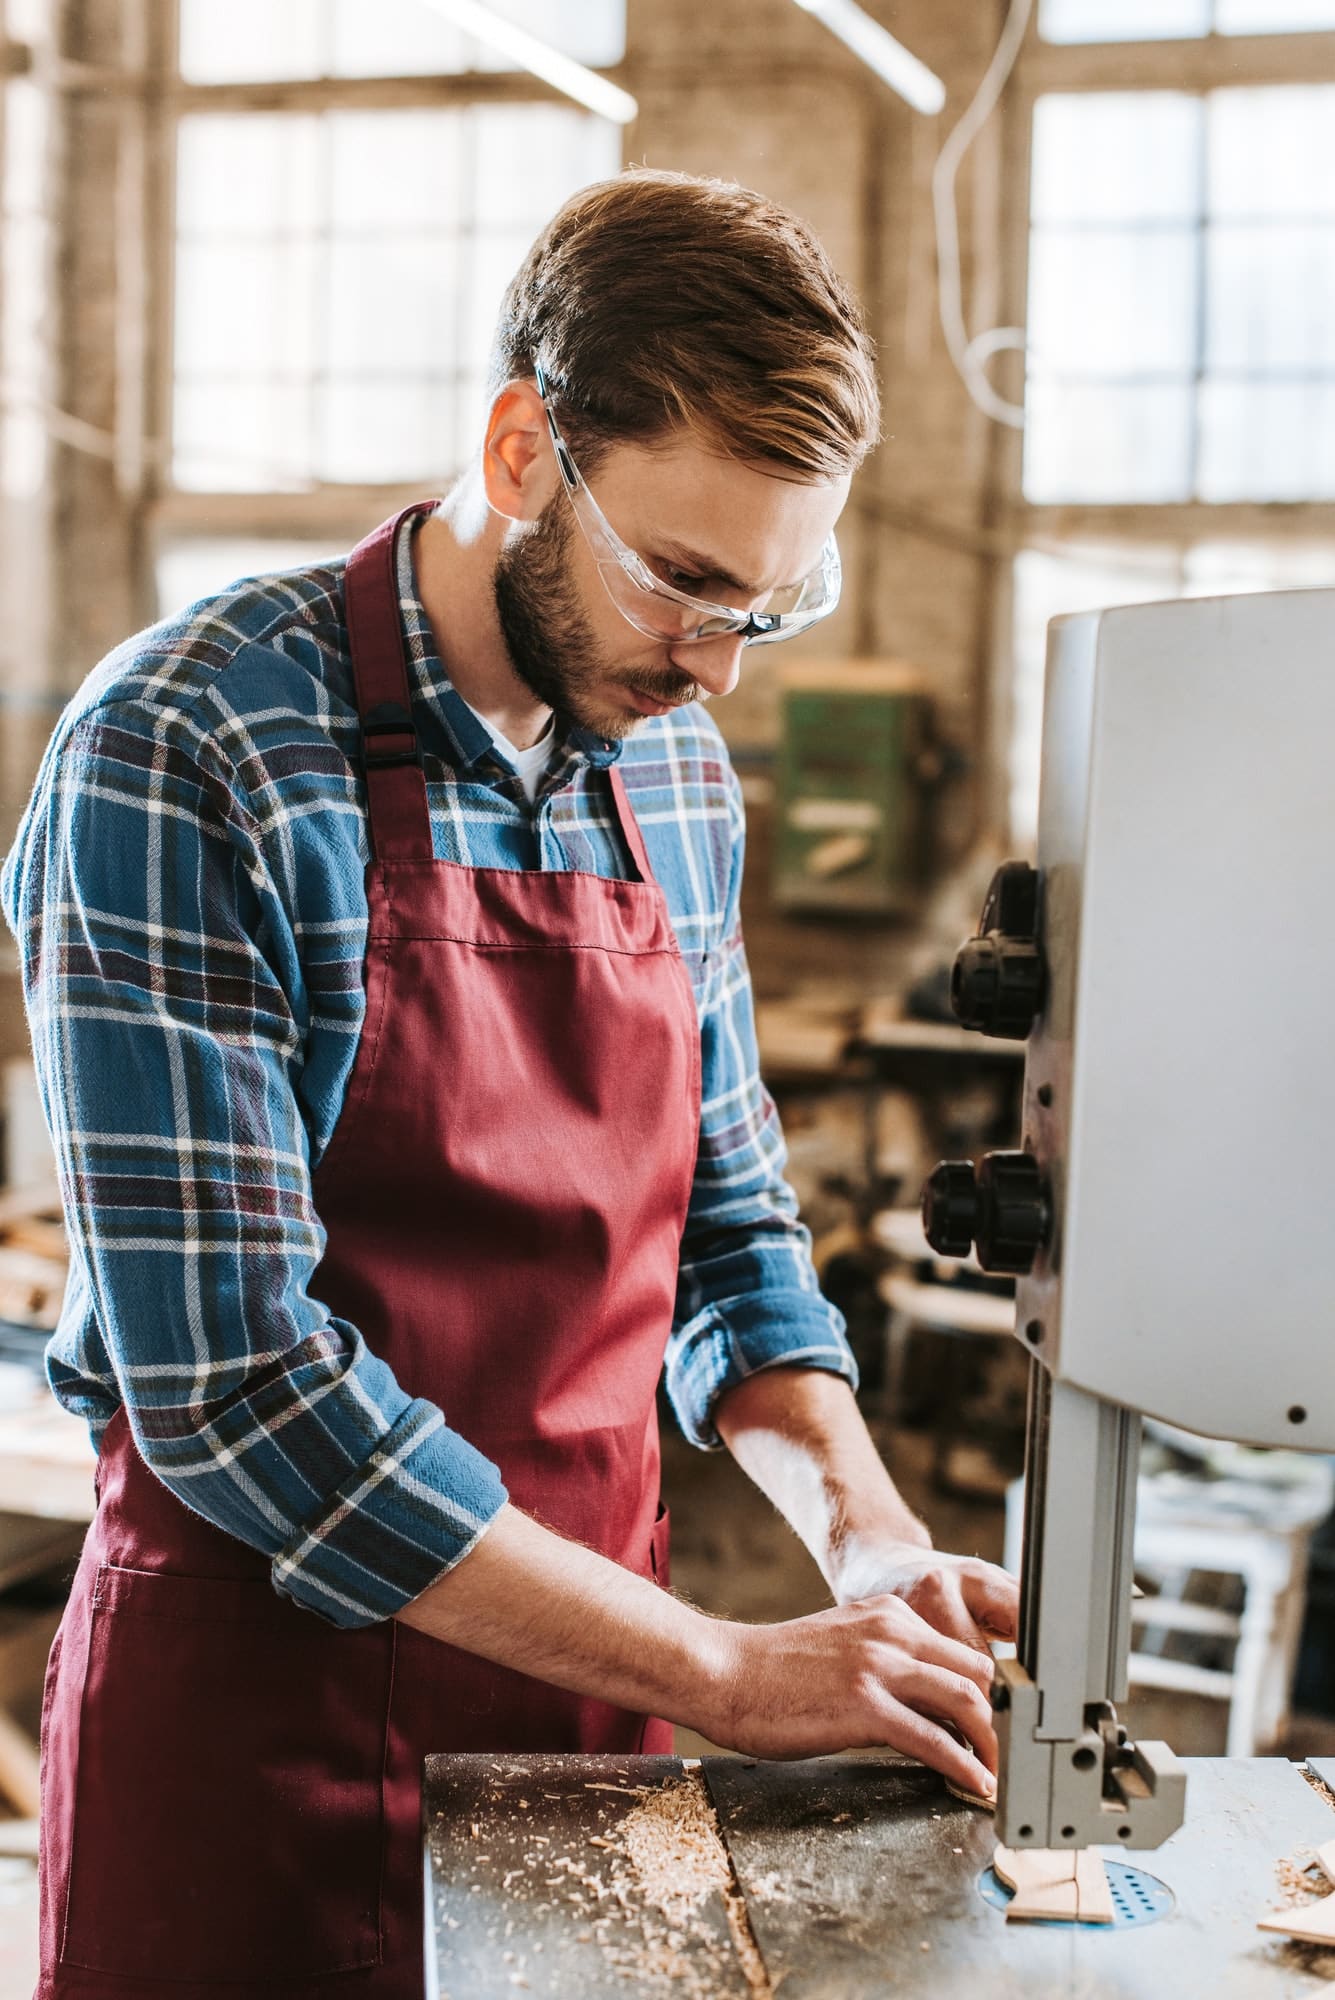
{"left": 979, "top": 1859, "right": 1175, "bottom": 1929}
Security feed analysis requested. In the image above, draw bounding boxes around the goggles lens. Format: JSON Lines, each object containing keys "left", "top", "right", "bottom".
{"left": 536, "top": 365, "right": 842, "bottom": 648}
{"left": 605, "top": 540, "right": 841, "bottom": 646}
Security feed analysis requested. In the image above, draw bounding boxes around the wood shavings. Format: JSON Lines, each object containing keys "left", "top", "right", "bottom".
{"left": 615, "top": 1773, "right": 773, "bottom": 1996}
{"left": 1260, "top": 1844, "right": 1335, "bottom": 1948}
{"left": 434, "top": 1766, "right": 772, "bottom": 1997}
{"left": 617, "top": 1775, "right": 735, "bottom": 1928}
{"left": 1275, "top": 1849, "right": 1330, "bottom": 1909}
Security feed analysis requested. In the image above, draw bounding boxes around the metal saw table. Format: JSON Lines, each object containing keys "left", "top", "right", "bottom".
{"left": 424, "top": 1752, "right": 1335, "bottom": 1998}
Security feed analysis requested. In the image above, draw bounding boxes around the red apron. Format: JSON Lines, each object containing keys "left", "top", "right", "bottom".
{"left": 36, "top": 503, "right": 702, "bottom": 1998}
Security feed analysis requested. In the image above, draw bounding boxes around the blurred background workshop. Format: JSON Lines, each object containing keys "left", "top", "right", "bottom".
{"left": 0, "top": 1, "right": 1334, "bottom": 1994}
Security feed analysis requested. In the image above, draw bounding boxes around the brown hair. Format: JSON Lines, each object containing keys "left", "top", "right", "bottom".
{"left": 488, "top": 168, "right": 880, "bottom": 481}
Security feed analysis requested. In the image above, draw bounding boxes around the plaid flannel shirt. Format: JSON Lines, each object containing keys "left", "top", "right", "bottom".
{"left": 0, "top": 516, "right": 855, "bottom": 1628}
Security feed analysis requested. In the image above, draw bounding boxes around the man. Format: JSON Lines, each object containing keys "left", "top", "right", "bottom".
{"left": 5, "top": 170, "right": 1016, "bottom": 1997}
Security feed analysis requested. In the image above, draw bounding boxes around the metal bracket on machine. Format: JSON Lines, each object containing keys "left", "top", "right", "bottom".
{"left": 994, "top": 1366, "right": 1187, "bottom": 1852}
{"left": 994, "top": 1658, "right": 1186, "bottom": 1851}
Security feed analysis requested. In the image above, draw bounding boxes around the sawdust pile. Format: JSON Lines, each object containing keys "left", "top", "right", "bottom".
{"left": 436, "top": 1764, "right": 773, "bottom": 1998}
{"left": 1276, "top": 1849, "right": 1334, "bottom": 1910}
{"left": 615, "top": 1772, "right": 772, "bottom": 1994}
{"left": 1268, "top": 1850, "right": 1335, "bottom": 1979}
{"left": 618, "top": 1774, "right": 733, "bottom": 1924}
{"left": 1304, "top": 1768, "right": 1335, "bottom": 1817}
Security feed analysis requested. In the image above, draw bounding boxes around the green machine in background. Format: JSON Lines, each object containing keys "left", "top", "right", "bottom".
{"left": 773, "top": 661, "right": 934, "bottom": 916}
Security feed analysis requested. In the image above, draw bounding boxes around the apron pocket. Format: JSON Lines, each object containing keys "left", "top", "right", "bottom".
{"left": 60, "top": 1562, "right": 392, "bottom": 1981}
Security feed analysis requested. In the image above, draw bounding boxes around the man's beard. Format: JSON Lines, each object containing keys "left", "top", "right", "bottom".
{"left": 493, "top": 500, "right": 701, "bottom": 742}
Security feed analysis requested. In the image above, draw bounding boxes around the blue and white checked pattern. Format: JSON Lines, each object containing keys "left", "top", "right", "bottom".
{"left": 1, "top": 518, "right": 855, "bottom": 1629}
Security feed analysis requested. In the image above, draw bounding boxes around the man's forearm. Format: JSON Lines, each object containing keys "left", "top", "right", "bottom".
{"left": 714, "top": 1366, "right": 931, "bottom": 1598}
{"left": 397, "top": 1492, "right": 1002, "bottom": 1791}
{"left": 715, "top": 1366, "right": 1017, "bottom": 1657}
{"left": 397, "top": 1504, "right": 729, "bottom": 1727}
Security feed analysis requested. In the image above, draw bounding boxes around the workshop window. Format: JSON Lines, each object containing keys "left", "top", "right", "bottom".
{"left": 1040, "top": 0, "right": 1335, "bottom": 38}
{"left": 1024, "top": 84, "right": 1335, "bottom": 504}
{"left": 177, "top": 0, "right": 625, "bottom": 82}
{"left": 157, "top": 539, "right": 346, "bottom": 620}
{"left": 172, "top": 105, "right": 619, "bottom": 492}
{"left": 158, "top": 0, "right": 625, "bottom": 610}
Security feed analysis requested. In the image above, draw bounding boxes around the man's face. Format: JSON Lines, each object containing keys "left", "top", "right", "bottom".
{"left": 493, "top": 431, "right": 850, "bottom": 743}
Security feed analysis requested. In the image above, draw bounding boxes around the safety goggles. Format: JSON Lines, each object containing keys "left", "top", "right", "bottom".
{"left": 533, "top": 365, "right": 841, "bottom": 647}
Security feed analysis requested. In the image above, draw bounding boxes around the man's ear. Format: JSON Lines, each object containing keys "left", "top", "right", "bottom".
{"left": 481, "top": 380, "right": 558, "bottom": 524}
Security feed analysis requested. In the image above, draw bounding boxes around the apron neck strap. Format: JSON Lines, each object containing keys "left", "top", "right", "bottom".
{"left": 346, "top": 504, "right": 663, "bottom": 890}
{"left": 344, "top": 502, "right": 438, "bottom": 863}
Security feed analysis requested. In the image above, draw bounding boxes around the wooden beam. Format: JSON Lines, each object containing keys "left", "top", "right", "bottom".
{"left": 150, "top": 483, "right": 443, "bottom": 542}
{"left": 1007, "top": 500, "right": 1335, "bottom": 545}
{"left": 1024, "top": 30, "right": 1335, "bottom": 95}
{"left": 168, "top": 68, "right": 584, "bottom": 113}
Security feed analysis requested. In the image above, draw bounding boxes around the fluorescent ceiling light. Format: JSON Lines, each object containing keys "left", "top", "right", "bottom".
{"left": 792, "top": 0, "right": 946, "bottom": 114}
{"left": 417, "top": 0, "right": 638, "bottom": 124}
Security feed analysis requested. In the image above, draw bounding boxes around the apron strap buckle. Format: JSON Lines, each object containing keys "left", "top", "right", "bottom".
{"left": 362, "top": 703, "right": 421, "bottom": 771}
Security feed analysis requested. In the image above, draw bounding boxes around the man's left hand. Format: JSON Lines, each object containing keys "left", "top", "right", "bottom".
{"left": 834, "top": 1544, "right": 1018, "bottom": 1656}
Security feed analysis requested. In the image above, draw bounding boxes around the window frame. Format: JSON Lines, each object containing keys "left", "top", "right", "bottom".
{"left": 149, "top": 4, "right": 630, "bottom": 566}
{"left": 990, "top": 16, "right": 1335, "bottom": 843}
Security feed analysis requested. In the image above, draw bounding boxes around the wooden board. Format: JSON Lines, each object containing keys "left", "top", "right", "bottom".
{"left": 1074, "top": 1849, "right": 1116, "bottom": 1926}
{"left": 423, "top": 1754, "right": 755, "bottom": 2000}
{"left": 993, "top": 1844, "right": 1113, "bottom": 1924}
{"left": 1259, "top": 1897, "right": 1335, "bottom": 1946}
{"left": 702, "top": 1755, "right": 1335, "bottom": 1998}
{"left": 994, "top": 1843, "right": 1081, "bottom": 1921}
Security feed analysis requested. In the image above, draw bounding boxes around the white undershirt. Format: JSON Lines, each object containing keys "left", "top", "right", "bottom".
{"left": 462, "top": 701, "right": 557, "bottom": 805}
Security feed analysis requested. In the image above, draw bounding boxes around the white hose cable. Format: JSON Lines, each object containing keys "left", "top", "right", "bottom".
{"left": 932, "top": 0, "right": 1035, "bottom": 429}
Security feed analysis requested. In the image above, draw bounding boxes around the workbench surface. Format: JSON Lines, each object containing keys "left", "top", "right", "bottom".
{"left": 423, "top": 1752, "right": 1335, "bottom": 1998}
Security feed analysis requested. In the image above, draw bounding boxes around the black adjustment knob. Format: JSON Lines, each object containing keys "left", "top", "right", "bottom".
{"left": 974, "top": 1152, "right": 1050, "bottom": 1275}
{"left": 920, "top": 1152, "right": 1052, "bottom": 1275}
{"left": 952, "top": 934, "right": 1046, "bottom": 1039}
{"left": 979, "top": 858, "right": 1040, "bottom": 938}
{"left": 922, "top": 1161, "right": 983, "bottom": 1258}
{"left": 949, "top": 861, "right": 1046, "bottom": 1041}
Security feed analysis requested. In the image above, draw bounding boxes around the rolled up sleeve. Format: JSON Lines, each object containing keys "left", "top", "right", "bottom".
{"left": 2, "top": 700, "right": 506, "bottom": 1628}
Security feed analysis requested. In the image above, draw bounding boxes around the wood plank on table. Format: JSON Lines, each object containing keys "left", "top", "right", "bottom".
{"left": 423, "top": 1753, "right": 755, "bottom": 2000}
{"left": 702, "top": 1755, "right": 1335, "bottom": 2000}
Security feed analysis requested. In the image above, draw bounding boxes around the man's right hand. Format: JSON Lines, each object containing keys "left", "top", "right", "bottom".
{"left": 397, "top": 1502, "right": 996, "bottom": 1798}
{"left": 707, "top": 1598, "right": 997, "bottom": 1799}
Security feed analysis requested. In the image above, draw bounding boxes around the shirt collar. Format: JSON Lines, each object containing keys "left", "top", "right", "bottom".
{"left": 392, "top": 511, "right": 623, "bottom": 774}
